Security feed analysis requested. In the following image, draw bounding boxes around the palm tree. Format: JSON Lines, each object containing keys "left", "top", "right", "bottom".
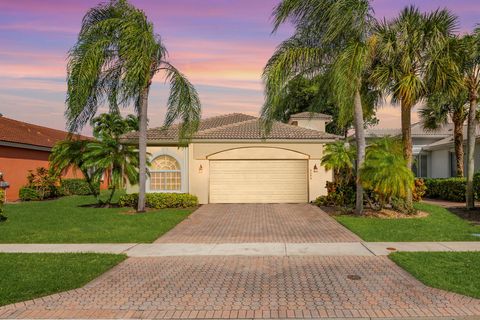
{"left": 321, "top": 141, "right": 356, "bottom": 183}
{"left": 372, "top": 6, "right": 458, "bottom": 206}
{"left": 84, "top": 136, "right": 140, "bottom": 206}
{"left": 91, "top": 113, "right": 139, "bottom": 139}
{"left": 49, "top": 139, "right": 102, "bottom": 200}
{"left": 361, "top": 137, "right": 414, "bottom": 210}
{"left": 457, "top": 30, "right": 480, "bottom": 209}
{"left": 66, "top": 0, "right": 201, "bottom": 212}
{"left": 420, "top": 91, "right": 468, "bottom": 177}
{"left": 262, "top": 0, "right": 378, "bottom": 214}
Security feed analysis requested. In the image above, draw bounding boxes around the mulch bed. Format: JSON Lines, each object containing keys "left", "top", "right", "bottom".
{"left": 446, "top": 207, "right": 480, "bottom": 225}
{"left": 320, "top": 205, "right": 428, "bottom": 219}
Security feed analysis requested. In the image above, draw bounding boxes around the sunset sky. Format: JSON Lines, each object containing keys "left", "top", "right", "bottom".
{"left": 0, "top": 0, "right": 479, "bottom": 134}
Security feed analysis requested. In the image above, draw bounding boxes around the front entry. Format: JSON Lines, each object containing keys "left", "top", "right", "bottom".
{"left": 209, "top": 160, "right": 308, "bottom": 203}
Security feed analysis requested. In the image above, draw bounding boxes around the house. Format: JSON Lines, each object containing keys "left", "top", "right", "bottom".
{"left": 0, "top": 115, "right": 89, "bottom": 201}
{"left": 121, "top": 112, "right": 340, "bottom": 204}
{"left": 365, "top": 122, "right": 480, "bottom": 178}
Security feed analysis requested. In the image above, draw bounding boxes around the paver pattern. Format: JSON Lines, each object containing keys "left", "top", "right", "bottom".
{"left": 156, "top": 203, "right": 360, "bottom": 243}
{"left": 1, "top": 256, "right": 480, "bottom": 319}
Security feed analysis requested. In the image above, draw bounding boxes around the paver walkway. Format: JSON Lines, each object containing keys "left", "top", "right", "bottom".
{"left": 156, "top": 203, "right": 361, "bottom": 243}
{"left": 2, "top": 204, "right": 480, "bottom": 319}
{"left": 2, "top": 256, "right": 480, "bottom": 319}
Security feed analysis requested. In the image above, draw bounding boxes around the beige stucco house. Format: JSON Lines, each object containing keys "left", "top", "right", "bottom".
{"left": 122, "top": 112, "right": 339, "bottom": 204}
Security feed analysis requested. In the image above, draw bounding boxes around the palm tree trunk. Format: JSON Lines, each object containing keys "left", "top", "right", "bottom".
{"left": 353, "top": 89, "right": 365, "bottom": 215}
{"left": 401, "top": 100, "right": 413, "bottom": 208}
{"left": 137, "top": 85, "right": 150, "bottom": 213}
{"left": 452, "top": 112, "right": 464, "bottom": 177}
{"left": 466, "top": 94, "right": 478, "bottom": 209}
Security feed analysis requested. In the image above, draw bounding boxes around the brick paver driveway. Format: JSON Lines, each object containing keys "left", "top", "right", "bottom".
{"left": 2, "top": 256, "right": 480, "bottom": 319}
{"left": 156, "top": 203, "right": 360, "bottom": 243}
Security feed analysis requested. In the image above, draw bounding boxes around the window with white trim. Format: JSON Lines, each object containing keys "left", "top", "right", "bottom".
{"left": 149, "top": 155, "right": 181, "bottom": 191}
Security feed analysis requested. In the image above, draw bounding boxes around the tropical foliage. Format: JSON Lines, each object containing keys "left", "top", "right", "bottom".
{"left": 321, "top": 142, "right": 355, "bottom": 183}
{"left": 66, "top": 0, "right": 201, "bottom": 212}
{"left": 361, "top": 138, "right": 414, "bottom": 210}
{"left": 50, "top": 113, "right": 141, "bottom": 206}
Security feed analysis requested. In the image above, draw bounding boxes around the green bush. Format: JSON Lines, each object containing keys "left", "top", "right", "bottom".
{"left": 19, "top": 187, "right": 41, "bottom": 201}
{"left": 118, "top": 193, "right": 199, "bottom": 209}
{"left": 424, "top": 178, "right": 466, "bottom": 202}
{"left": 313, "top": 181, "right": 355, "bottom": 208}
{"left": 59, "top": 179, "right": 97, "bottom": 196}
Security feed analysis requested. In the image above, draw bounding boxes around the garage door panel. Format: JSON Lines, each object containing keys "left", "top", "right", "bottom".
{"left": 209, "top": 160, "right": 308, "bottom": 203}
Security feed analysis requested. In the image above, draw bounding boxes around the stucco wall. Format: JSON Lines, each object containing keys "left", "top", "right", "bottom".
{"left": 0, "top": 145, "right": 84, "bottom": 202}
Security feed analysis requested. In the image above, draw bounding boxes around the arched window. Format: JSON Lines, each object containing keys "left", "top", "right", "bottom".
{"left": 150, "top": 155, "right": 181, "bottom": 191}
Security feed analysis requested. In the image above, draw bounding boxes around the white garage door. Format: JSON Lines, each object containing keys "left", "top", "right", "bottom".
{"left": 209, "top": 160, "right": 308, "bottom": 203}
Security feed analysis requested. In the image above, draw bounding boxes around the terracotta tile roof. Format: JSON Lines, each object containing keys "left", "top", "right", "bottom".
{"left": 0, "top": 116, "right": 89, "bottom": 149}
{"left": 122, "top": 113, "right": 339, "bottom": 142}
{"left": 289, "top": 112, "right": 333, "bottom": 120}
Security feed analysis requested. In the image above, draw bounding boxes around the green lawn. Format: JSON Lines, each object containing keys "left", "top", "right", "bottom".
{"left": 0, "top": 193, "right": 195, "bottom": 243}
{"left": 334, "top": 202, "right": 480, "bottom": 241}
{"left": 390, "top": 252, "right": 480, "bottom": 299}
{"left": 0, "top": 253, "right": 126, "bottom": 306}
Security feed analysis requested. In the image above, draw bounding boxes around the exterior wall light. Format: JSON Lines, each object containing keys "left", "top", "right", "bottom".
{"left": 199, "top": 165, "right": 203, "bottom": 173}
{"left": 313, "top": 164, "right": 318, "bottom": 173}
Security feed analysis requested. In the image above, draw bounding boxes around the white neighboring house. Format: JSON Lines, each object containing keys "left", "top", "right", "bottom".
{"left": 365, "top": 122, "right": 480, "bottom": 178}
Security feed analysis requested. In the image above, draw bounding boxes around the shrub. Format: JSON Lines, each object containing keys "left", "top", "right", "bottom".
{"left": 59, "top": 179, "right": 97, "bottom": 196}
{"left": 24, "top": 167, "right": 59, "bottom": 200}
{"left": 424, "top": 178, "right": 466, "bottom": 202}
{"left": 19, "top": 187, "right": 41, "bottom": 201}
{"left": 118, "top": 193, "right": 199, "bottom": 209}
{"left": 413, "top": 178, "right": 426, "bottom": 202}
{"left": 313, "top": 181, "right": 355, "bottom": 208}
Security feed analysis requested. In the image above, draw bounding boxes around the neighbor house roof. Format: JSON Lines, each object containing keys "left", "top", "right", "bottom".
{"left": 0, "top": 116, "right": 89, "bottom": 150}
{"left": 289, "top": 112, "right": 332, "bottom": 121}
{"left": 365, "top": 122, "right": 454, "bottom": 139}
{"left": 121, "top": 113, "right": 339, "bottom": 143}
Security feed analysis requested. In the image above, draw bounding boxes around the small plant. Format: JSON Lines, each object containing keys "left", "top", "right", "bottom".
{"left": 119, "top": 193, "right": 198, "bottom": 209}
{"left": 413, "top": 178, "right": 427, "bottom": 202}
{"left": 24, "top": 167, "right": 59, "bottom": 200}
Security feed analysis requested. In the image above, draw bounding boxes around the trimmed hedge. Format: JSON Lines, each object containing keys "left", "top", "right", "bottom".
{"left": 59, "top": 179, "right": 96, "bottom": 196}
{"left": 0, "top": 189, "right": 5, "bottom": 221}
{"left": 19, "top": 187, "right": 41, "bottom": 201}
{"left": 424, "top": 174, "right": 480, "bottom": 202}
{"left": 118, "top": 193, "right": 198, "bottom": 209}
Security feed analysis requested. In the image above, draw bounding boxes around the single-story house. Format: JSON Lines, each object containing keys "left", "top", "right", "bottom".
{"left": 365, "top": 122, "right": 480, "bottom": 178}
{"left": 0, "top": 115, "right": 92, "bottom": 201}
{"left": 122, "top": 112, "right": 340, "bottom": 204}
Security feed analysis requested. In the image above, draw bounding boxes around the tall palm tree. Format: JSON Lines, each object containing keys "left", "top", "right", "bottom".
{"left": 372, "top": 6, "right": 458, "bottom": 206}
{"left": 262, "top": 0, "right": 378, "bottom": 214}
{"left": 66, "top": 0, "right": 201, "bottom": 212}
{"left": 457, "top": 30, "right": 480, "bottom": 209}
{"left": 420, "top": 91, "right": 468, "bottom": 177}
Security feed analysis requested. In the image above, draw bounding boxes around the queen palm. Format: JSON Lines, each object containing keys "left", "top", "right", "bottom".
{"left": 420, "top": 91, "right": 468, "bottom": 177}
{"left": 372, "top": 6, "right": 458, "bottom": 206}
{"left": 66, "top": 0, "right": 201, "bottom": 212}
{"left": 262, "top": 0, "right": 378, "bottom": 214}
